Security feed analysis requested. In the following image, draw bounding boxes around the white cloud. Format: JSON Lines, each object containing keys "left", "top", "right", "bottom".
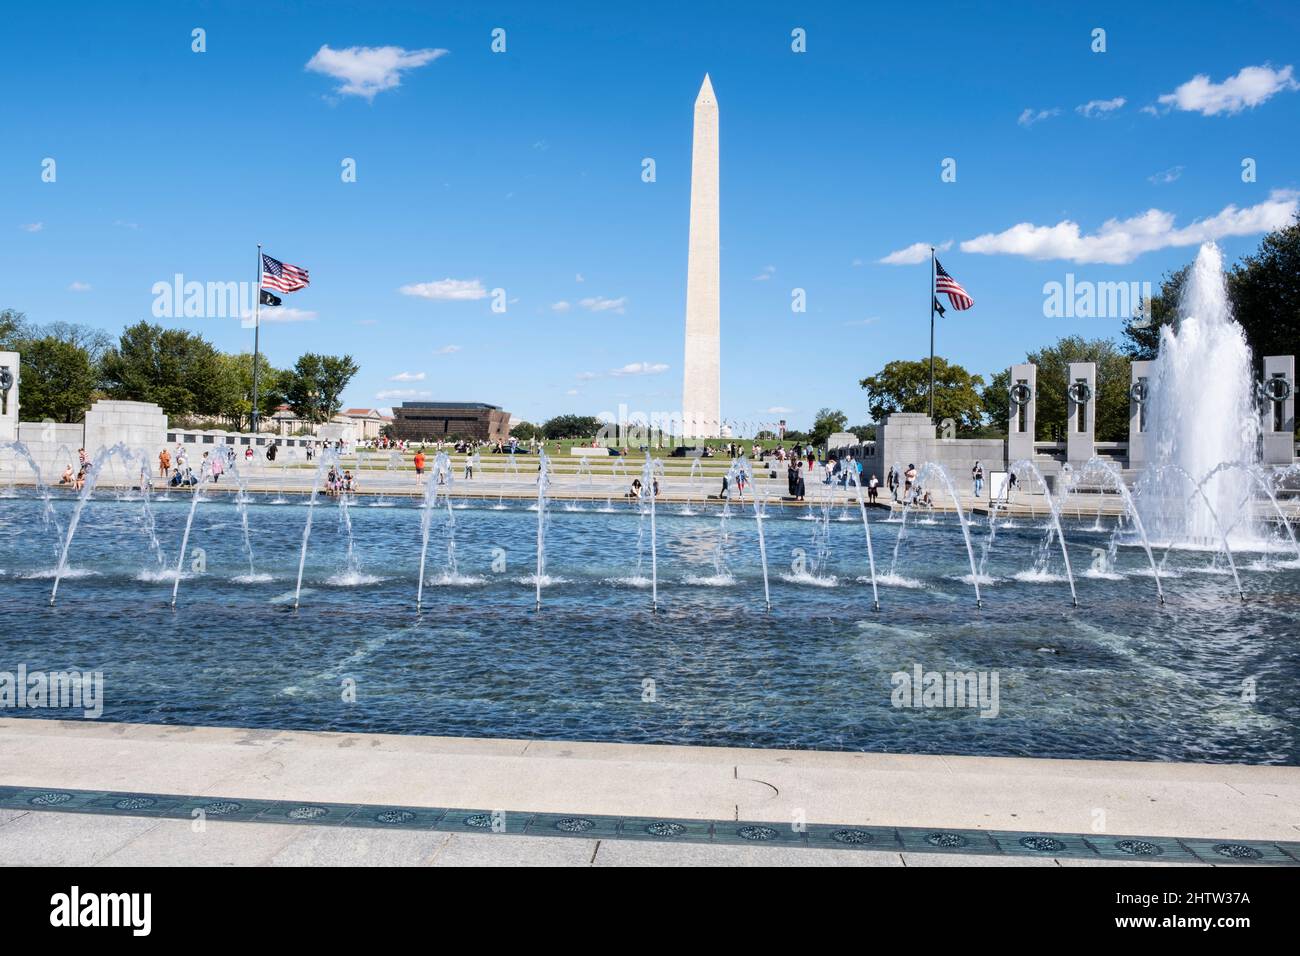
{"left": 376, "top": 388, "right": 431, "bottom": 400}
{"left": 113, "top": 219, "right": 139, "bottom": 230}
{"left": 851, "top": 258, "right": 864, "bottom": 267}
{"left": 305, "top": 44, "right": 448, "bottom": 101}
{"left": 752, "top": 264, "right": 776, "bottom": 281}
{"left": 575, "top": 273, "right": 584, "bottom": 283}
{"left": 19, "top": 222, "right": 43, "bottom": 233}
{"left": 258, "top": 306, "right": 317, "bottom": 323}
{"left": 1148, "top": 165, "right": 1184, "bottom": 184}
{"left": 399, "top": 278, "right": 487, "bottom": 300}
{"left": 1017, "top": 107, "right": 1060, "bottom": 127}
{"left": 1157, "top": 64, "right": 1298, "bottom": 116}
{"left": 68, "top": 281, "right": 91, "bottom": 292}
{"left": 357, "top": 319, "right": 378, "bottom": 326}
{"left": 578, "top": 296, "right": 626, "bottom": 313}
{"left": 843, "top": 317, "right": 879, "bottom": 327}
{"left": 550, "top": 300, "right": 572, "bottom": 313}
{"left": 1076, "top": 96, "right": 1126, "bottom": 118}
{"left": 565, "top": 388, "right": 579, "bottom": 396}
{"left": 960, "top": 189, "right": 1299, "bottom": 265}
{"left": 766, "top": 406, "right": 792, "bottom": 414}
{"left": 878, "top": 239, "right": 951, "bottom": 265}
{"left": 609, "top": 362, "right": 668, "bottom": 377}
{"left": 433, "top": 345, "right": 461, "bottom": 355}
{"left": 389, "top": 371, "right": 425, "bottom": 382}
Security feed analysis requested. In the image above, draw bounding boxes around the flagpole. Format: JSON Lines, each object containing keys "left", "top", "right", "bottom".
{"left": 250, "top": 243, "right": 261, "bottom": 434}
{"left": 928, "top": 246, "right": 936, "bottom": 421}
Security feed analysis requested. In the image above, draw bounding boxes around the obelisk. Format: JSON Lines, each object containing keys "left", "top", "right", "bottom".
{"left": 682, "top": 74, "right": 720, "bottom": 439}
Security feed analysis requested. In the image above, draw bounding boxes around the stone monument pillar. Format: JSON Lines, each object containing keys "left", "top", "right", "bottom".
{"left": 877, "top": 413, "right": 935, "bottom": 474}
{"left": 1066, "top": 361, "right": 1097, "bottom": 467}
{"left": 1261, "top": 355, "right": 1295, "bottom": 465}
{"left": 82, "top": 400, "right": 168, "bottom": 462}
{"left": 681, "top": 74, "right": 721, "bottom": 439}
{"left": 1128, "top": 359, "right": 1153, "bottom": 469}
{"left": 1007, "top": 363, "right": 1036, "bottom": 464}
{"left": 0, "top": 351, "right": 17, "bottom": 442}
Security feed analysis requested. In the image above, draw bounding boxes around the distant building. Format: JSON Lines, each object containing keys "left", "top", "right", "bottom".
{"left": 391, "top": 402, "right": 511, "bottom": 442}
{"left": 343, "top": 408, "right": 390, "bottom": 440}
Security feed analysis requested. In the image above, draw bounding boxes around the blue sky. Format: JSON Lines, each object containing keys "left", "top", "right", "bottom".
{"left": 2, "top": 0, "right": 1297, "bottom": 430}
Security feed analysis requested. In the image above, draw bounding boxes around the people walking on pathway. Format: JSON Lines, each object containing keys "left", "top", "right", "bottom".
{"left": 158, "top": 448, "right": 170, "bottom": 477}
{"left": 868, "top": 473, "right": 879, "bottom": 504}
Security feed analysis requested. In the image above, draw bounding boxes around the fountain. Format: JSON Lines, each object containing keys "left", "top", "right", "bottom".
{"left": 535, "top": 448, "right": 550, "bottom": 609}
{"left": 1140, "top": 242, "right": 1261, "bottom": 547}
{"left": 170, "top": 458, "right": 213, "bottom": 606}
{"left": 845, "top": 470, "right": 881, "bottom": 610}
{"left": 415, "top": 452, "right": 457, "bottom": 609}
{"left": 292, "top": 449, "right": 337, "bottom": 609}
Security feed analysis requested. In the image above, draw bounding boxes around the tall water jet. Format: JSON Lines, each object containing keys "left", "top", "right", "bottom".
{"left": 845, "top": 470, "right": 880, "bottom": 610}
{"left": 730, "top": 457, "right": 770, "bottom": 609}
{"left": 535, "top": 448, "right": 550, "bottom": 609}
{"left": 1141, "top": 242, "right": 1260, "bottom": 546}
{"left": 50, "top": 444, "right": 142, "bottom": 605}
{"left": 415, "top": 452, "right": 456, "bottom": 609}
{"left": 292, "top": 450, "right": 336, "bottom": 609}
{"left": 642, "top": 451, "right": 660, "bottom": 610}
{"left": 170, "top": 459, "right": 213, "bottom": 606}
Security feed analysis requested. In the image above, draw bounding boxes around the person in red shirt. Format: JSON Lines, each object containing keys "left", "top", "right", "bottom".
{"left": 414, "top": 451, "right": 425, "bottom": 481}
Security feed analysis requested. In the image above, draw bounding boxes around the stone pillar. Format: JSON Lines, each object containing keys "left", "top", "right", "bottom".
{"left": 1007, "top": 363, "right": 1036, "bottom": 464}
{"left": 0, "top": 350, "right": 18, "bottom": 442}
{"left": 1261, "top": 355, "right": 1295, "bottom": 465}
{"left": 1066, "top": 361, "right": 1096, "bottom": 467}
{"left": 877, "top": 413, "right": 935, "bottom": 474}
{"left": 82, "top": 400, "right": 168, "bottom": 463}
{"left": 1128, "top": 359, "right": 1153, "bottom": 469}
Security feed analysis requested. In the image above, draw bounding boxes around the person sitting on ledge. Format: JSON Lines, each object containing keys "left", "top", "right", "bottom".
{"left": 627, "top": 477, "right": 642, "bottom": 498}
{"left": 60, "top": 464, "right": 73, "bottom": 485}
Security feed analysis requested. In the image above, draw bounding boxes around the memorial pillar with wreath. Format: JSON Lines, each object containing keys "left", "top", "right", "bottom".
{"left": 0, "top": 351, "right": 17, "bottom": 442}
{"left": 1128, "top": 359, "right": 1153, "bottom": 470}
{"left": 1261, "top": 355, "right": 1295, "bottom": 465}
{"left": 1007, "top": 362, "right": 1036, "bottom": 464}
{"left": 1066, "top": 361, "right": 1097, "bottom": 468}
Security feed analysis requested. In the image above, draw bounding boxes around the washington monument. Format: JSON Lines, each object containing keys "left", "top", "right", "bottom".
{"left": 681, "top": 74, "right": 720, "bottom": 439}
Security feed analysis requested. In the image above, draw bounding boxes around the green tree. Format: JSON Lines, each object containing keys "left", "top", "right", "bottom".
{"left": 542, "top": 414, "right": 601, "bottom": 439}
{"left": 0, "top": 309, "right": 31, "bottom": 350}
{"left": 510, "top": 420, "right": 540, "bottom": 442}
{"left": 859, "top": 357, "right": 986, "bottom": 432}
{"left": 1024, "top": 336, "right": 1131, "bottom": 442}
{"left": 99, "top": 321, "right": 232, "bottom": 417}
{"left": 17, "top": 336, "right": 96, "bottom": 423}
{"left": 981, "top": 368, "right": 1011, "bottom": 435}
{"left": 1229, "top": 214, "right": 1300, "bottom": 366}
{"left": 1122, "top": 265, "right": 1186, "bottom": 360}
{"left": 218, "top": 352, "right": 285, "bottom": 430}
{"left": 809, "top": 407, "right": 847, "bottom": 446}
{"left": 283, "top": 353, "right": 359, "bottom": 424}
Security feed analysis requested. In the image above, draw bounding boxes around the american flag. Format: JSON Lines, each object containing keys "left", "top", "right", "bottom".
{"left": 934, "top": 259, "right": 973, "bottom": 311}
{"left": 261, "top": 254, "right": 310, "bottom": 293}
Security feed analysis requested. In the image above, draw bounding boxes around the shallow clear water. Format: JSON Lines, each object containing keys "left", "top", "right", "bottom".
{"left": 2, "top": 492, "right": 1297, "bottom": 764}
